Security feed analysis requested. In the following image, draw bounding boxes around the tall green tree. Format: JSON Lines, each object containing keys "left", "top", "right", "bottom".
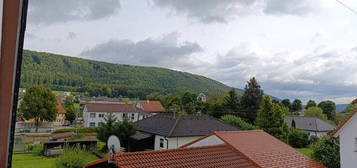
{"left": 318, "top": 101, "right": 336, "bottom": 120}
{"left": 19, "top": 86, "right": 57, "bottom": 132}
{"left": 256, "top": 96, "right": 289, "bottom": 140}
{"left": 281, "top": 99, "right": 292, "bottom": 111}
{"left": 240, "top": 77, "right": 264, "bottom": 123}
{"left": 343, "top": 103, "right": 357, "bottom": 114}
{"left": 304, "top": 107, "right": 327, "bottom": 121}
{"left": 96, "top": 113, "right": 136, "bottom": 151}
{"left": 291, "top": 99, "right": 302, "bottom": 112}
{"left": 65, "top": 105, "right": 77, "bottom": 124}
{"left": 181, "top": 92, "right": 198, "bottom": 114}
{"left": 222, "top": 88, "right": 240, "bottom": 115}
{"left": 305, "top": 100, "right": 317, "bottom": 109}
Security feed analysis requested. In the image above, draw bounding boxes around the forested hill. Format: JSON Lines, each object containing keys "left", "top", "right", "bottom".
{"left": 21, "top": 50, "right": 235, "bottom": 98}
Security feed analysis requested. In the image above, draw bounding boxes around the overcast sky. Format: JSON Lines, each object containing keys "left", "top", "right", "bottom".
{"left": 24, "top": 0, "right": 357, "bottom": 104}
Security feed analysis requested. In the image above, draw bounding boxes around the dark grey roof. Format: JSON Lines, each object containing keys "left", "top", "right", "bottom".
{"left": 285, "top": 115, "right": 335, "bottom": 132}
{"left": 134, "top": 113, "right": 240, "bottom": 137}
{"left": 131, "top": 131, "right": 152, "bottom": 140}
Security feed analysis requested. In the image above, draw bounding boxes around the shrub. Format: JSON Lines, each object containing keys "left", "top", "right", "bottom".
{"left": 221, "top": 115, "right": 258, "bottom": 130}
{"left": 309, "top": 135, "right": 319, "bottom": 144}
{"left": 53, "top": 127, "right": 97, "bottom": 134}
{"left": 312, "top": 136, "right": 340, "bottom": 168}
{"left": 287, "top": 128, "right": 309, "bottom": 148}
{"left": 55, "top": 145, "right": 94, "bottom": 168}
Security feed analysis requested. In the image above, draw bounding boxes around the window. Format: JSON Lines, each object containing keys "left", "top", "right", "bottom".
{"left": 90, "top": 113, "right": 96, "bottom": 118}
{"left": 123, "top": 113, "right": 128, "bottom": 118}
{"left": 89, "top": 122, "right": 96, "bottom": 127}
{"left": 98, "top": 122, "right": 104, "bottom": 126}
{"left": 98, "top": 114, "right": 104, "bottom": 118}
{"left": 159, "top": 138, "right": 164, "bottom": 148}
{"left": 131, "top": 113, "right": 135, "bottom": 120}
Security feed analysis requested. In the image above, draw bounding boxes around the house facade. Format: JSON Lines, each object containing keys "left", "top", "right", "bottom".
{"left": 53, "top": 99, "right": 66, "bottom": 126}
{"left": 129, "top": 113, "right": 240, "bottom": 151}
{"left": 285, "top": 115, "right": 335, "bottom": 137}
{"left": 83, "top": 103, "right": 150, "bottom": 127}
{"left": 331, "top": 108, "right": 357, "bottom": 168}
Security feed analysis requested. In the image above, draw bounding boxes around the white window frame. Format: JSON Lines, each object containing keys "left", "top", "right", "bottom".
{"left": 90, "top": 113, "right": 96, "bottom": 118}
{"left": 159, "top": 138, "right": 164, "bottom": 148}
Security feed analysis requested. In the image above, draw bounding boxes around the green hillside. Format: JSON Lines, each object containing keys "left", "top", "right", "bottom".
{"left": 20, "top": 50, "right": 234, "bottom": 98}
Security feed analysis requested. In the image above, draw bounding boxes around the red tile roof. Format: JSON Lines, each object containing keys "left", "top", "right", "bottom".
{"left": 138, "top": 100, "right": 165, "bottom": 112}
{"left": 86, "top": 130, "right": 325, "bottom": 168}
{"left": 85, "top": 103, "right": 139, "bottom": 113}
{"left": 184, "top": 130, "right": 325, "bottom": 168}
{"left": 113, "top": 144, "right": 258, "bottom": 168}
{"left": 330, "top": 107, "right": 357, "bottom": 136}
{"left": 56, "top": 99, "right": 66, "bottom": 114}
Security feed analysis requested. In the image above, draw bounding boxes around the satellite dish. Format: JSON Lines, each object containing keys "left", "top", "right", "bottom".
{"left": 107, "top": 135, "right": 121, "bottom": 153}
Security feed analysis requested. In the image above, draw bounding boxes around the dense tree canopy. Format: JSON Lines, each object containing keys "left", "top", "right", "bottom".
{"left": 256, "top": 96, "right": 289, "bottom": 140}
{"left": 291, "top": 99, "right": 303, "bottom": 112}
{"left": 240, "top": 77, "right": 264, "bottom": 123}
{"left": 318, "top": 100, "right": 336, "bottom": 120}
{"left": 312, "top": 137, "right": 340, "bottom": 168}
{"left": 21, "top": 50, "right": 233, "bottom": 99}
{"left": 19, "top": 86, "right": 57, "bottom": 132}
{"left": 281, "top": 99, "right": 292, "bottom": 111}
{"left": 222, "top": 88, "right": 240, "bottom": 114}
{"left": 304, "top": 107, "right": 327, "bottom": 121}
{"left": 305, "top": 100, "right": 317, "bottom": 109}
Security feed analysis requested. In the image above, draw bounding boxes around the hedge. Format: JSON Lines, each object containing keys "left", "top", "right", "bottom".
{"left": 53, "top": 127, "right": 97, "bottom": 133}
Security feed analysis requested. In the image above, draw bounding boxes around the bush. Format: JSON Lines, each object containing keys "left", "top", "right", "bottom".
{"left": 221, "top": 115, "right": 258, "bottom": 130}
{"left": 312, "top": 136, "right": 340, "bottom": 168}
{"left": 309, "top": 135, "right": 319, "bottom": 144}
{"left": 55, "top": 145, "right": 94, "bottom": 168}
{"left": 53, "top": 127, "right": 97, "bottom": 134}
{"left": 287, "top": 128, "right": 309, "bottom": 148}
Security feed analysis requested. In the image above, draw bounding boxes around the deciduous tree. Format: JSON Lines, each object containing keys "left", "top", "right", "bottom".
{"left": 19, "top": 86, "right": 57, "bottom": 132}
{"left": 318, "top": 100, "right": 336, "bottom": 120}
{"left": 305, "top": 100, "right": 317, "bottom": 109}
{"left": 304, "top": 107, "right": 327, "bottom": 121}
{"left": 256, "top": 96, "right": 289, "bottom": 140}
{"left": 291, "top": 99, "right": 302, "bottom": 112}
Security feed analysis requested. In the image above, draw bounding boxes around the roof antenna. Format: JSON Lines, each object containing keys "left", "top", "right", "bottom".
{"left": 173, "top": 109, "right": 176, "bottom": 119}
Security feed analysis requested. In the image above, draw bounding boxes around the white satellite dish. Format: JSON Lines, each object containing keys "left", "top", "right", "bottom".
{"left": 107, "top": 135, "right": 121, "bottom": 153}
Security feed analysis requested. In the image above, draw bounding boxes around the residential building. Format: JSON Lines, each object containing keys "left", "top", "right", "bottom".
{"left": 197, "top": 93, "right": 207, "bottom": 103}
{"left": 129, "top": 113, "right": 239, "bottom": 151}
{"left": 86, "top": 130, "right": 325, "bottom": 168}
{"left": 135, "top": 100, "right": 166, "bottom": 113}
{"left": 285, "top": 115, "right": 335, "bottom": 137}
{"left": 53, "top": 99, "right": 66, "bottom": 126}
{"left": 331, "top": 108, "right": 357, "bottom": 168}
{"left": 83, "top": 103, "right": 155, "bottom": 127}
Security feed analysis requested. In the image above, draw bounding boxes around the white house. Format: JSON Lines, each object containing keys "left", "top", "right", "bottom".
{"left": 331, "top": 108, "right": 357, "bottom": 168}
{"left": 128, "top": 113, "right": 240, "bottom": 151}
{"left": 83, "top": 103, "right": 149, "bottom": 127}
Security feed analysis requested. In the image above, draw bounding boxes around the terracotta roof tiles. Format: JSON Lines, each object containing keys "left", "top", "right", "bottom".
{"left": 138, "top": 100, "right": 165, "bottom": 112}
{"left": 113, "top": 144, "right": 258, "bottom": 168}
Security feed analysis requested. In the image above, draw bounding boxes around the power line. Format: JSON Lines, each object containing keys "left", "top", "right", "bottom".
{"left": 336, "top": 0, "right": 357, "bottom": 14}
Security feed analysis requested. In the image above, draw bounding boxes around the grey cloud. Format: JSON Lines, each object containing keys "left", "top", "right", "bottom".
{"left": 80, "top": 33, "right": 202, "bottom": 67}
{"left": 152, "top": 0, "right": 321, "bottom": 23}
{"left": 67, "top": 32, "right": 77, "bottom": 40}
{"left": 206, "top": 45, "right": 357, "bottom": 102}
{"left": 28, "top": 0, "right": 120, "bottom": 25}
{"left": 152, "top": 0, "right": 258, "bottom": 23}
{"left": 263, "top": 0, "right": 316, "bottom": 15}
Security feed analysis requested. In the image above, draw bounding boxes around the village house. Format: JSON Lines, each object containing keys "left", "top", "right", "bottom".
{"left": 331, "top": 108, "right": 357, "bottom": 168}
{"left": 285, "top": 115, "right": 335, "bottom": 137}
{"left": 83, "top": 101, "right": 165, "bottom": 127}
{"left": 86, "top": 130, "right": 325, "bottom": 168}
{"left": 53, "top": 99, "right": 66, "bottom": 126}
{"left": 129, "top": 113, "right": 240, "bottom": 151}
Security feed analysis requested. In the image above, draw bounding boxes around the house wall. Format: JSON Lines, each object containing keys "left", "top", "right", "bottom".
{"left": 153, "top": 135, "right": 201, "bottom": 150}
{"left": 339, "top": 114, "right": 357, "bottom": 168}
{"left": 306, "top": 131, "right": 327, "bottom": 137}
{"left": 83, "top": 106, "right": 150, "bottom": 127}
{"left": 186, "top": 135, "right": 224, "bottom": 147}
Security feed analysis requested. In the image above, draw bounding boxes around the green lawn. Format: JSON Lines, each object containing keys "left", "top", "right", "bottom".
{"left": 297, "top": 147, "right": 313, "bottom": 157}
{"left": 12, "top": 153, "right": 56, "bottom": 168}
{"left": 12, "top": 153, "right": 99, "bottom": 168}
